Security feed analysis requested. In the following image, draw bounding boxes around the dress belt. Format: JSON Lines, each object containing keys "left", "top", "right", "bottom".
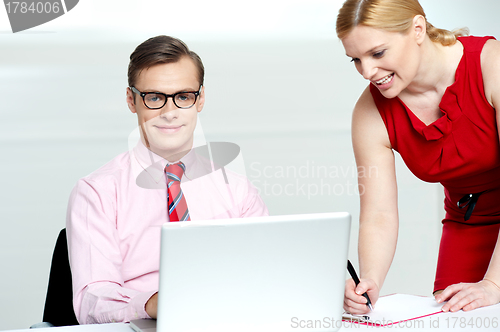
{"left": 457, "top": 191, "right": 485, "bottom": 221}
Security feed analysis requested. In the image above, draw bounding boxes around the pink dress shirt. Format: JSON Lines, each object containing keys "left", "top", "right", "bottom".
{"left": 66, "top": 142, "right": 268, "bottom": 324}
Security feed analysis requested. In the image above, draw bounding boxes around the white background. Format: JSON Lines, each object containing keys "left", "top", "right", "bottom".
{"left": 0, "top": 0, "right": 499, "bottom": 329}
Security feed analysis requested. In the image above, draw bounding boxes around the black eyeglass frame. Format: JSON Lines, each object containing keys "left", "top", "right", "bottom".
{"left": 129, "top": 85, "right": 203, "bottom": 110}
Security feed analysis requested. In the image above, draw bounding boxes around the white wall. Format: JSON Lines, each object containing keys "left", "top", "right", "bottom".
{"left": 0, "top": 0, "right": 499, "bottom": 329}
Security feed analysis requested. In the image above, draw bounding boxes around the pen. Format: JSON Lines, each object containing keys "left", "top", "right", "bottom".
{"left": 347, "top": 260, "right": 373, "bottom": 311}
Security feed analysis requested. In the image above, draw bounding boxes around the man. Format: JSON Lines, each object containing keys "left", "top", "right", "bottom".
{"left": 66, "top": 35, "right": 268, "bottom": 324}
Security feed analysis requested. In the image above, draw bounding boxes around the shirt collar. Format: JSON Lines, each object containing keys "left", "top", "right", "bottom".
{"left": 132, "top": 141, "right": 168, "bottom": 184}
{"left": 132, "top": 141, "right": 209, "bottom": 186}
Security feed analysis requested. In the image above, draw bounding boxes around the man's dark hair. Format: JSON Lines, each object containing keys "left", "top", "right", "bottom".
{"left": 128, "top": 35, "right": 204, "bottom": 89}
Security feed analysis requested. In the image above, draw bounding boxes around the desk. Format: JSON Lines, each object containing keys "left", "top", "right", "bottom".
{"left": 339, "top": 308, "right": 500, "bottom": 331}
{"left": 3, "top": 324, "right": 129, "bottom": 332}
{"left": 338, "top": 295, "right": 500, "bottom": 331}
{"left": 3, "top": 307, "right": 499, "bottom": 332}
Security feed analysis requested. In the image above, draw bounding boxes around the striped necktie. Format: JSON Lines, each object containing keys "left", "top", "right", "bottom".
{"left": 164, "top": 162, "right": 190, "bottom": 222}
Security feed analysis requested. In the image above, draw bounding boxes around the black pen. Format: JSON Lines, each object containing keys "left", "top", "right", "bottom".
{"left": 347, "top": 260, "right": 373, "bottom": 311}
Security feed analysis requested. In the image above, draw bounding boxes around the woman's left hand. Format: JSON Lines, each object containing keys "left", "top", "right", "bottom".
{"left": 435, "top": 280, "right": 500, "bottom": 312}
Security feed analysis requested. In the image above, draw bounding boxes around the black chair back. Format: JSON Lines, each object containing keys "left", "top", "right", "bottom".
{"left": 42, "top": 228, "right": 79, "bottom": 326}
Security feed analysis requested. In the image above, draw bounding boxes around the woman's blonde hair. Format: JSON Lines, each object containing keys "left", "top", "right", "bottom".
{"left": 336, "top": 0, "right": 468, "bottom": 46}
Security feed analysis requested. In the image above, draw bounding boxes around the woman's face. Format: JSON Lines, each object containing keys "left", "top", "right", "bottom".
{"left": 341, "top": 25, "right": 422, "bottom": 99}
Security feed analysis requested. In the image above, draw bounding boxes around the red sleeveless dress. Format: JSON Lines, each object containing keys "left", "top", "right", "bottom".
{"left": 370, "top": 36, "right": 500, "bottom": 292}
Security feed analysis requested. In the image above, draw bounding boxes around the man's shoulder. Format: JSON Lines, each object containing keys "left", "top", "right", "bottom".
{"left": 223, "top": 168, "right": 253, "bottom": 186}
{"left": 78, "top": 150, "right": 132, "bottom": 188}
{"left": 209, "top": 167, "right": 258, "bottom": 197}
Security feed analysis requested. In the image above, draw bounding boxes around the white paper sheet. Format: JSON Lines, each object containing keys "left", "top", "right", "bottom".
{"left": 343, "top": 294, "right": 444, "bottom": 326}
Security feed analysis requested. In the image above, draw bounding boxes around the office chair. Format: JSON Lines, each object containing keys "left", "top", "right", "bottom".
{"left": 40, "top": 228, "right": 79, "bottom": 326}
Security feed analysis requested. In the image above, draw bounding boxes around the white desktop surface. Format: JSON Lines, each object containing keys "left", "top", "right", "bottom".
{"left": 2, "top": 324, "right": 127, "bottom": 332}
{"left": 4, "top": 300, "right": 499, "bottom": 332}
{"left": 4, "top": 308, "right": 500, "bottom": 332}
{"left": 339, "top": 304, "right": 500, "bottom": 331}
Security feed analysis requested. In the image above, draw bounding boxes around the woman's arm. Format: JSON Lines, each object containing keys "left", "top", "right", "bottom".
{"left": 344, "top": 87, "right": 399, "bottom": 314}
{"left": 435, "top": 38, "right": 500, "bottom": 312}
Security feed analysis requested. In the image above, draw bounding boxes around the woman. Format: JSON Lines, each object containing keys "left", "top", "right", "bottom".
{"left": 336, "top": 0, "right": 500, "bottom": 314}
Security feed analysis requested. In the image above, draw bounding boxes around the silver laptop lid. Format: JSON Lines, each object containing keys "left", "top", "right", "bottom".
{"left": 157, "top": 212, "right": 351, "bottom": 332}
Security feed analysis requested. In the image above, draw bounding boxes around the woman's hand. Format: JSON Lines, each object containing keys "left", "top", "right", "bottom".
{"left": 436, "top": 279, "right": 500, "bottom": 312}
{"left": 344, "top": 278, "right": 380, "bottom": 315}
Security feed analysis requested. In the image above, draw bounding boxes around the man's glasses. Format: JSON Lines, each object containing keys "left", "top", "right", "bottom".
{"left": 129, "top": 86, "right": 202, "bottom": 110}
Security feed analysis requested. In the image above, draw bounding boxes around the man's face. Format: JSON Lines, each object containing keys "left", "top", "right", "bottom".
{"left": 126, "top": 56, "right": 205, "bottom": 161}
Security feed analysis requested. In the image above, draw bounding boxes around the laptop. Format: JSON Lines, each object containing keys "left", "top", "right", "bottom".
{"left": 130, "top": 212, "right": 351, "bottom": 332}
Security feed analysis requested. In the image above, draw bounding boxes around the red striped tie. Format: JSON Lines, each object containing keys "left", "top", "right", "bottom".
{"left": 164, "top": 162, "right": 190, "bottom": 222}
